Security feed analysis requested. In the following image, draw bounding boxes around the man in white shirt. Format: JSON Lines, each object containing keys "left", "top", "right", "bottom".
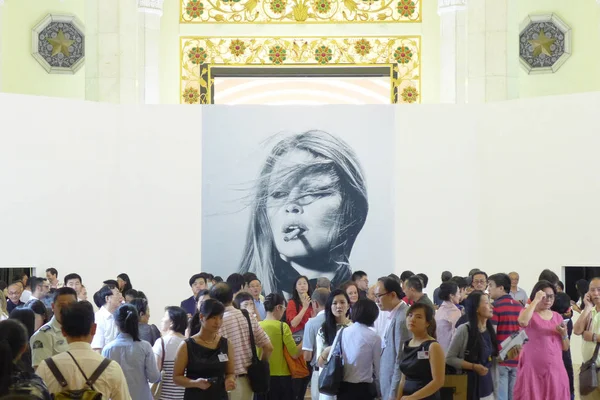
{"left": 64, "top": 273, "right": 83, "bottom": 297}
{"left": 91, "top": 285, "right": 123, "bottom": 352}
{"left": 46, "top": 267, "right": 63, "bottom": 289}
{"left": 376, "top": 277, "right": 410, "bottom": 400}
{"left": 31, "top": 287, "right": 78, "bottom": 369}
{"left": 302, "top": 287, "right": 329, "bottom": 400}
{"left": 36, "top": 301, "right": 131, "bottom": 400}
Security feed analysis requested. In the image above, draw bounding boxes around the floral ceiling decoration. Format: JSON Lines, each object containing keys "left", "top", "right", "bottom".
{"left": 180, "top": 36, "right": 421, "bottom": 104}
{"left": 180, "top": 0, "right": 421, "bottom": 23}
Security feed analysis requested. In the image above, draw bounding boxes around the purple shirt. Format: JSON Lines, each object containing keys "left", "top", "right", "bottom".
{"left": 435, "top": 301, "right": 462, "bottom": 353}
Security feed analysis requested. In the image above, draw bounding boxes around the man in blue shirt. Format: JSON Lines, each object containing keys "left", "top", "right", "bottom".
{"left": 245, "top": 273, "right": 266, "bottom": 320}
{"left": 180, "top": 273, "right": 208, "bottom": 317}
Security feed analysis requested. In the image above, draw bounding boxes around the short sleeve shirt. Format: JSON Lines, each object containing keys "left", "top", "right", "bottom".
{"left": 583, "top": 308, "right": 600, "bottom": 365}
{"left": 302, "top": 311, "right": 326, "bottom": 366}
{"left": 219, "top": 306, "right": 271, "bottom": 375}
{"left": 91, "top": 306, "right": 119, "bottom": 350}
{"left": 30, "top": 317, "right": 69, "bottom": 367}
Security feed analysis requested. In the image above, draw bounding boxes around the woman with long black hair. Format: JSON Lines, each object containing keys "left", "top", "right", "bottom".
{"left": 8, "top": 308, "right": 35, "bottom": 373}
{"left": 0, "top": 319, "right": 51, "bottom": 399}
{"left": 117, "top": 273, "right": 133, "bottom": 294}
{"left": 446, "top": 291, "right": 498, "bottom": 400}
{"left": 316, "top": 289, "right": 352, "bottom": 400}
{"left": 102, "top": 303, "right": 161, "bottom": 400}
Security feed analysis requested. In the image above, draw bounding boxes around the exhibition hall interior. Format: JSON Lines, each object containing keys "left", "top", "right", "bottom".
{"left": 1, "top": 0, "right": 599, "bottom": 399}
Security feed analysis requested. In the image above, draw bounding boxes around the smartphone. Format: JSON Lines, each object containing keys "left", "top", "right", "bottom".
{"left": 207, "top": 377, "right": 219, "bottom": 384}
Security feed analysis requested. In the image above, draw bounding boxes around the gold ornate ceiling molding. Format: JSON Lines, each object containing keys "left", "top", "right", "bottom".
{"left": 180, "top": 0, "right": 421, "bottom": 23}
{"left": 180, "top": 36, "right": 421, "bottom": 104}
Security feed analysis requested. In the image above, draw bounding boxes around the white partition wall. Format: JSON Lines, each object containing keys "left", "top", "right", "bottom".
{"left": 1, "top": 93, "right": 599, "bottom": 325}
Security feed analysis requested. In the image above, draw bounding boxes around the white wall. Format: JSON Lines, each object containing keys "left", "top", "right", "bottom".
{"left": 1, "top": 92, "right": 599, "bottom": 327}
{"left": 0, "top": 95, "right": 202, "bottom": 324}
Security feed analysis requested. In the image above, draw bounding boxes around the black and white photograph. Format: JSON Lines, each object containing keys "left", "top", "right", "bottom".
{"left": 201, "top": 106, "right": 397, "bottom": 296}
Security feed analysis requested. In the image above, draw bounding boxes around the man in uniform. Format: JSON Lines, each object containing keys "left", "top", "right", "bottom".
{"left": 30, "top": 286, "right": 78, "bottom": 370}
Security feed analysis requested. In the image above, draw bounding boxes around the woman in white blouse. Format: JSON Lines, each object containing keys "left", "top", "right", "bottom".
{"left": 335, "top": 298, "right": 381, "bottom": 400}
{"left": 316, "top": 289, "right": 352, "bottom": 400}
{"left": 153, "top": 306, "right": 188, "bottom": 400}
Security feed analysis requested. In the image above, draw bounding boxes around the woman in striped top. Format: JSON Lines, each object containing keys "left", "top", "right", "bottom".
{"left": 153, "top": 306, "right": 188, "bottom": 400}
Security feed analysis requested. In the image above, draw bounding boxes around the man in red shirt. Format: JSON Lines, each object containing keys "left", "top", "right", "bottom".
{"left": 489, "top": 273, "right": 523, "bottom": 400}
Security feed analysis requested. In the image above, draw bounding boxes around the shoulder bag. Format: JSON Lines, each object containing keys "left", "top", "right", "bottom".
{"left": 241, "top": 309, "right": 270, "bottom": 394}
{"left": 280, "top": 322, "right": 310, "bottom": 379}
{"left": 318, "top": 327, "right": 345, "bottom": 396}
{"left": 581, "top": 342, "right": 600, "bottom": 396}
{"left": 151, "top": 337, "right": 166, "bottom": 400}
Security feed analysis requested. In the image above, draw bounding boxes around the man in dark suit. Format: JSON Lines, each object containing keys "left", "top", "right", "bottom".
{"left": 376, "top": 277, "right": 411, "bottom": 400}
{"left": 7, "top": 281, "right": 25, "bottom": 313}
{"left": 181, "top": 273, "right": 208, "bottom": 317}
{"left": 352, "top": 270, "right": 369, "bottom": 299}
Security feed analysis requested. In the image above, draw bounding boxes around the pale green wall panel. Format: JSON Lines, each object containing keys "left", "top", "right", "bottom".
{"left": 1, "top": 0, "right": 85, "bottom": 99}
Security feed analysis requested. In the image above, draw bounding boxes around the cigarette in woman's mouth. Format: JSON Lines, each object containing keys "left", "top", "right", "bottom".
{"left": 284, "top": 228, "right": 304, "bottom": 242}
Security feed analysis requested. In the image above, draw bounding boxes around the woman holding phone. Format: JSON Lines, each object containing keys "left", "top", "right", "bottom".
{"left": 173, "top": 299, "right": 236, "bottom": 400}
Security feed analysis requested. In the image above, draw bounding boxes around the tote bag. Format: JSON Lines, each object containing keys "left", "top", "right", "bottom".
{"left": 318, "top": 327, "right": 345, "bottom": 396}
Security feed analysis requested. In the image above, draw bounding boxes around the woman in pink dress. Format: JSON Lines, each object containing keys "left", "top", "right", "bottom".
{"left": 513, "top": 280, "right": 570, "bottom": 400}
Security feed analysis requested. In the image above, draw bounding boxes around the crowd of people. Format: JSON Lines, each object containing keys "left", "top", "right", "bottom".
{"left": 0, "top": 267, "right": 596, "bottom": 400}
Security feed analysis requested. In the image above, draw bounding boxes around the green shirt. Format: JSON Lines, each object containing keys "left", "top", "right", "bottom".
{"left": 259, "top": 319, "right": 299, "bottom": 376}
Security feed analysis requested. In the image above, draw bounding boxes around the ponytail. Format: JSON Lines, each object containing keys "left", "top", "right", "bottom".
{"left": 115, "top": 304, "right": 140, "bottom": 342}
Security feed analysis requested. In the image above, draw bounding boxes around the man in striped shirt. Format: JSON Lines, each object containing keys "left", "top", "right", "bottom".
{"left": 210, "top": 283, "right": 273, "bottom": 400}
{"left": 488, "top": 273, "right": 523, "bottom": 400}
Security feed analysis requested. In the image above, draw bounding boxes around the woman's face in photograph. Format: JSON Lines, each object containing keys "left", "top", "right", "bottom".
{"left": 331, "top": 294, "right": 349, "bottom": 319}
{"left": 266, "top": 149, "right": 343, "bottom": 261}
{"left": 477, "top": 295, "right": 493, "bottom": 319}
{"left": 296, "top": 278, "right": 309, "bottom": 295}
{"left": 346, "top": 285, "right": 359, "bottom": 305}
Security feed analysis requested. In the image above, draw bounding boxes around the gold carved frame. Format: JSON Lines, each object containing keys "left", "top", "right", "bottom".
{"left": 180, "top": 36, "right": 421, "bottom": 104}
{"left": 180, "top": 0, "right": 421, "bottom": 23}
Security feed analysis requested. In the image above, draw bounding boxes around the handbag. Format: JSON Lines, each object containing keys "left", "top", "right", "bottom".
{"left": 280, "top": 322, "right": 310, "bottom": 379}
{"left": 241, "top": 309, "right": 270, "bottom": 394}
{"left": 318, "top": 327, "right": 345, "bottom": 396}
{"left": 580, "top": 342, "right": 600, "bottom": 396}
{"left": 151, "top": 337, "right": 166, "bottom": 400}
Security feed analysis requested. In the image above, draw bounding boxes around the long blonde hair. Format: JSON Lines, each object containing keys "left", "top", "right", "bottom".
{"left": 238, "top": 130, "right": 368, "bottom": 294}
{"left": 0, "top": 295, "right": 8, "bottom": 320}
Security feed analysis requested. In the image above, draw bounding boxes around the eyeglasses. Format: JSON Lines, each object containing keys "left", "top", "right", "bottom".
{"left": 473, "top": 280, "right": 488, "bottom": 285}
{"left": 375, "top": 292, "right": 391, "bottom": 299}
